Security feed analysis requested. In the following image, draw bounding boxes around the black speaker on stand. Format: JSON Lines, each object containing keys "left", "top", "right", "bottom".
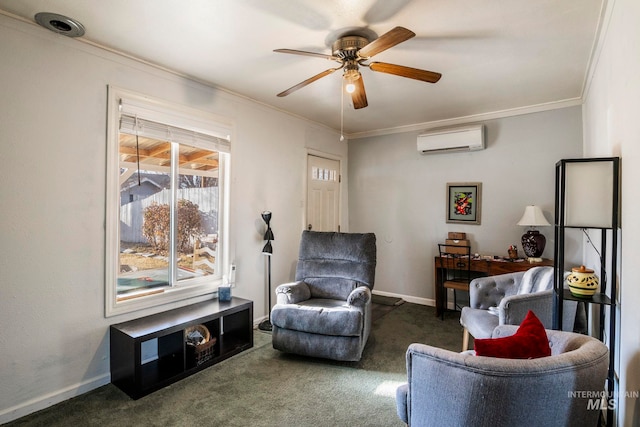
{"left": 258, "top": 211, "right": 274, "bottom": 332}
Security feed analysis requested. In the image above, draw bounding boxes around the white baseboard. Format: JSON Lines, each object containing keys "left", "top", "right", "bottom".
{"left": 0, "top": 373, "right": 110, "bottom": 424}
{"left": 253, "top": 315, "right": 268, "bottom": 328}
{"left": 371, "top": 290, "right": 435, "bottom": 307}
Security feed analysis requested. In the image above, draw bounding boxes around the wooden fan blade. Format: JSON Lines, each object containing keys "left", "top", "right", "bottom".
{"left": 351, "top": 76, "right": 368, "bottom": 109}
{"left": 277, "top": 67, "right": 341, "bottom": 97}
{"left": 274, "top": 49, "right": 338, "bottom": 61}
{"left": 369, "top": 62, "right": 442, "bottom": 83}
{"left": 358, "top": 26, "right": 415, "bottom": 59}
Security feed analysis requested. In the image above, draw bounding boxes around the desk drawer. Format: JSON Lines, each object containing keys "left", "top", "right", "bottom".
{"left": 440, "top": 257, "right": 470, "bottom": 270}
{"left": 469, "top": 259, "right": 490, "bottom": 273}
{"left": 489, "top": 261, "right": 531, "bottom": 275}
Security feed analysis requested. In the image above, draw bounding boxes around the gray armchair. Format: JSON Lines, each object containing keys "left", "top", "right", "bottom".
{"left": 270, "top": 231, "right": 376, "bottom": 361}
{"left": 396, "top": 325, "right": 609, "bottom": 427}
{"left": 459, "top": 266, "right": 581, "bottom": 350}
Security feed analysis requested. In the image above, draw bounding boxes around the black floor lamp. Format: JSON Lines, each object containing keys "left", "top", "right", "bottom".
{"left": 258, "top": 211, "right": 274, "bottom": 332}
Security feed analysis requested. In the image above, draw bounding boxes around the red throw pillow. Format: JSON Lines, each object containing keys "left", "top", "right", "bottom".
{"left": 474, "top": 310, "right": 551, "bottom": 359}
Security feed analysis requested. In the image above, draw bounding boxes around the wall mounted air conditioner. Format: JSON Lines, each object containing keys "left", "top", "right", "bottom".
{"left": 417, "top": 124, "right": 485, "bottom": 154}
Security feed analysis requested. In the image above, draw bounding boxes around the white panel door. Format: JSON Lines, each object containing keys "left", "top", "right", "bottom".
{"left": 306, "top": 155, "right": 340, "bottom": 232}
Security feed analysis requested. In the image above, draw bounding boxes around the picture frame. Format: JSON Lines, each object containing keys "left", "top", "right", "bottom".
{"left": 446, "top": 182, "right": 482, "bottom": 225}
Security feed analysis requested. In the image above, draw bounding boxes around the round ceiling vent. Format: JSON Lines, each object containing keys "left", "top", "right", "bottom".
{"left": 34, "top": 12, "right": 85, "bottom": 37}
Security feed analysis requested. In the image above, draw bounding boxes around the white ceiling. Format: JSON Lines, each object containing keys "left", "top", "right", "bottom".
{"left": 0, "top": 0, "right": 605, "bottom": 136}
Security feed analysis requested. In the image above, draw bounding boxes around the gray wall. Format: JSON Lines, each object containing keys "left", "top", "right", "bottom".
{"left": 348, "top": 108, "right": 583, "bottom": 304}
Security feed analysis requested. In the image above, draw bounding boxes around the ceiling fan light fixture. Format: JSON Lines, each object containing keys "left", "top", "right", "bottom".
{"left": 343, "top": 64, "right": 360, "bottom": 93}
{"left": 344, "top": 68, "right": 360, "bottom": 80}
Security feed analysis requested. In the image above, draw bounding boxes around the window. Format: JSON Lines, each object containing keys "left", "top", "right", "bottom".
{"left": 106, "top": 87, "right": 232, "bottom": 317}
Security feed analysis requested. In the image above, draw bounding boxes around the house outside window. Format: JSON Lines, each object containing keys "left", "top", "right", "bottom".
{"left": 106, "top": 87, "right": 232, "bottom": 317}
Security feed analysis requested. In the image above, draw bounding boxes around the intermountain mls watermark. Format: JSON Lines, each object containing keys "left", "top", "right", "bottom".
{"left": 569, "top": 390, "right": 640, "bottom": 410}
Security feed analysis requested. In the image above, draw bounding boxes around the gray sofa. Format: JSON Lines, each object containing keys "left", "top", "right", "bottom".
{"left": 396, "top": 325, "right": 609, "bottom": 427}
{"left": 270, "top": 231, "right": 376, "bottom": 361}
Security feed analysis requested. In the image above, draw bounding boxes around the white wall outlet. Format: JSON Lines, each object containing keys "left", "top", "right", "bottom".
{"left": 229, "top": 264, "right": 236, "bottom": 285}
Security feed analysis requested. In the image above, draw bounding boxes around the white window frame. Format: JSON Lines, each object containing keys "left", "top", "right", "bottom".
{"left": 105, "top": 86, "right": 232, "bottom": 317}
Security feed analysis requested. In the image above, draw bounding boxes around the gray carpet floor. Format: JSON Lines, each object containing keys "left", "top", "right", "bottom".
{"left": 6, "top": 303, "right": 464, "bottom": 427}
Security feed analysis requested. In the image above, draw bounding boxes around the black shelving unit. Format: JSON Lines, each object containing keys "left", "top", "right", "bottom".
{"left": 110, "top": 297, "right": 253, "bottom": 399}
{"left": 553, "top": 157, "right": 619, "bottom": 426}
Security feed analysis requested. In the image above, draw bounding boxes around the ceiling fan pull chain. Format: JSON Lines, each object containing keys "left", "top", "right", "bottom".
{"left": 340, "top": 79, "right": 345, "bottom": 141}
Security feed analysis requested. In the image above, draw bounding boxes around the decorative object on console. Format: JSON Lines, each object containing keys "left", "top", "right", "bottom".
{"left": 448, "top": 231, "right": 466, "bottom": 240}
{"left": 218, "top": 285, "right": 231, "bottom": 302}
{"left": 566, "top": 265, "right": 599, "bottom": 297}
{"left": 517, "top": 205, "right": 551, "bottom": 262}
{"left": 259, "top": 211, "right": 274, "bottom": 332}
{"left": 446, "top": 183, "right": 482, "bottom": 225}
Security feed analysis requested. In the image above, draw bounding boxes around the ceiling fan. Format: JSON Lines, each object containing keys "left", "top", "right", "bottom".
{"left": 274, "top": 26, "right": 442, "bottom": 109}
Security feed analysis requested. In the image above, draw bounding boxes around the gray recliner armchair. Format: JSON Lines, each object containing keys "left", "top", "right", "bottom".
{"left": 270, "top": 231, "right": 377, "bottom": 361}
{"left": 460, "top": 266, "right": 582, "bottom": 350}
{"left": 396, "top": 325, "right": 609, "bottom": 427}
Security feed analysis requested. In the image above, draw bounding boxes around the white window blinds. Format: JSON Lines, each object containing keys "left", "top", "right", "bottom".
{"left": 119, "top": 114, "right": 230, "bottom": 153}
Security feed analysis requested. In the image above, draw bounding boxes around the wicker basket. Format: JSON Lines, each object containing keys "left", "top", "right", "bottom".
{"left": 185, "top": 325, "right": 217, "bottom": 366}
{"left": 185, "top": 324, "right": 211, "bottom": 343}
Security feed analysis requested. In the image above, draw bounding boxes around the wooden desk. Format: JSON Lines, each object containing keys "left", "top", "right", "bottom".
{"left": 434, "top": 256, "right": 553, "bottom": 317}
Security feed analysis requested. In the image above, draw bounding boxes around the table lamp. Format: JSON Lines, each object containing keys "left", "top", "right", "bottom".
{"left": 517, "top": 205, "right": 550, "bottom": 262}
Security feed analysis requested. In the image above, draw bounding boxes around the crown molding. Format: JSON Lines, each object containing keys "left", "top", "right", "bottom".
{"left": 346, "top": 98, "right": 583, "bottom": 140}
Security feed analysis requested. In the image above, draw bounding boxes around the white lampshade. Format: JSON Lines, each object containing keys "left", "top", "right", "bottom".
{"left": 517, "top": 205, "right": 551, "bottom": 227}
{"left": 564, "top": 161, "right": 614, "bottom": 228}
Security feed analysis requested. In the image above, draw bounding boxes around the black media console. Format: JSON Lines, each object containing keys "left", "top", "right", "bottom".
{"left": 110, "top": 297, "right": 253, "bottom": 399}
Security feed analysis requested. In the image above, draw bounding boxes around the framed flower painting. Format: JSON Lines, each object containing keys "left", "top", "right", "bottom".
{"left": 446, "top": 182, "right": 482, "bottom": 225}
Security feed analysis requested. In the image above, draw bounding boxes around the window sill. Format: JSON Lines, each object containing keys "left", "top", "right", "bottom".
{"left": 106, "top": 280, "right": 221, "bottom": 318}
